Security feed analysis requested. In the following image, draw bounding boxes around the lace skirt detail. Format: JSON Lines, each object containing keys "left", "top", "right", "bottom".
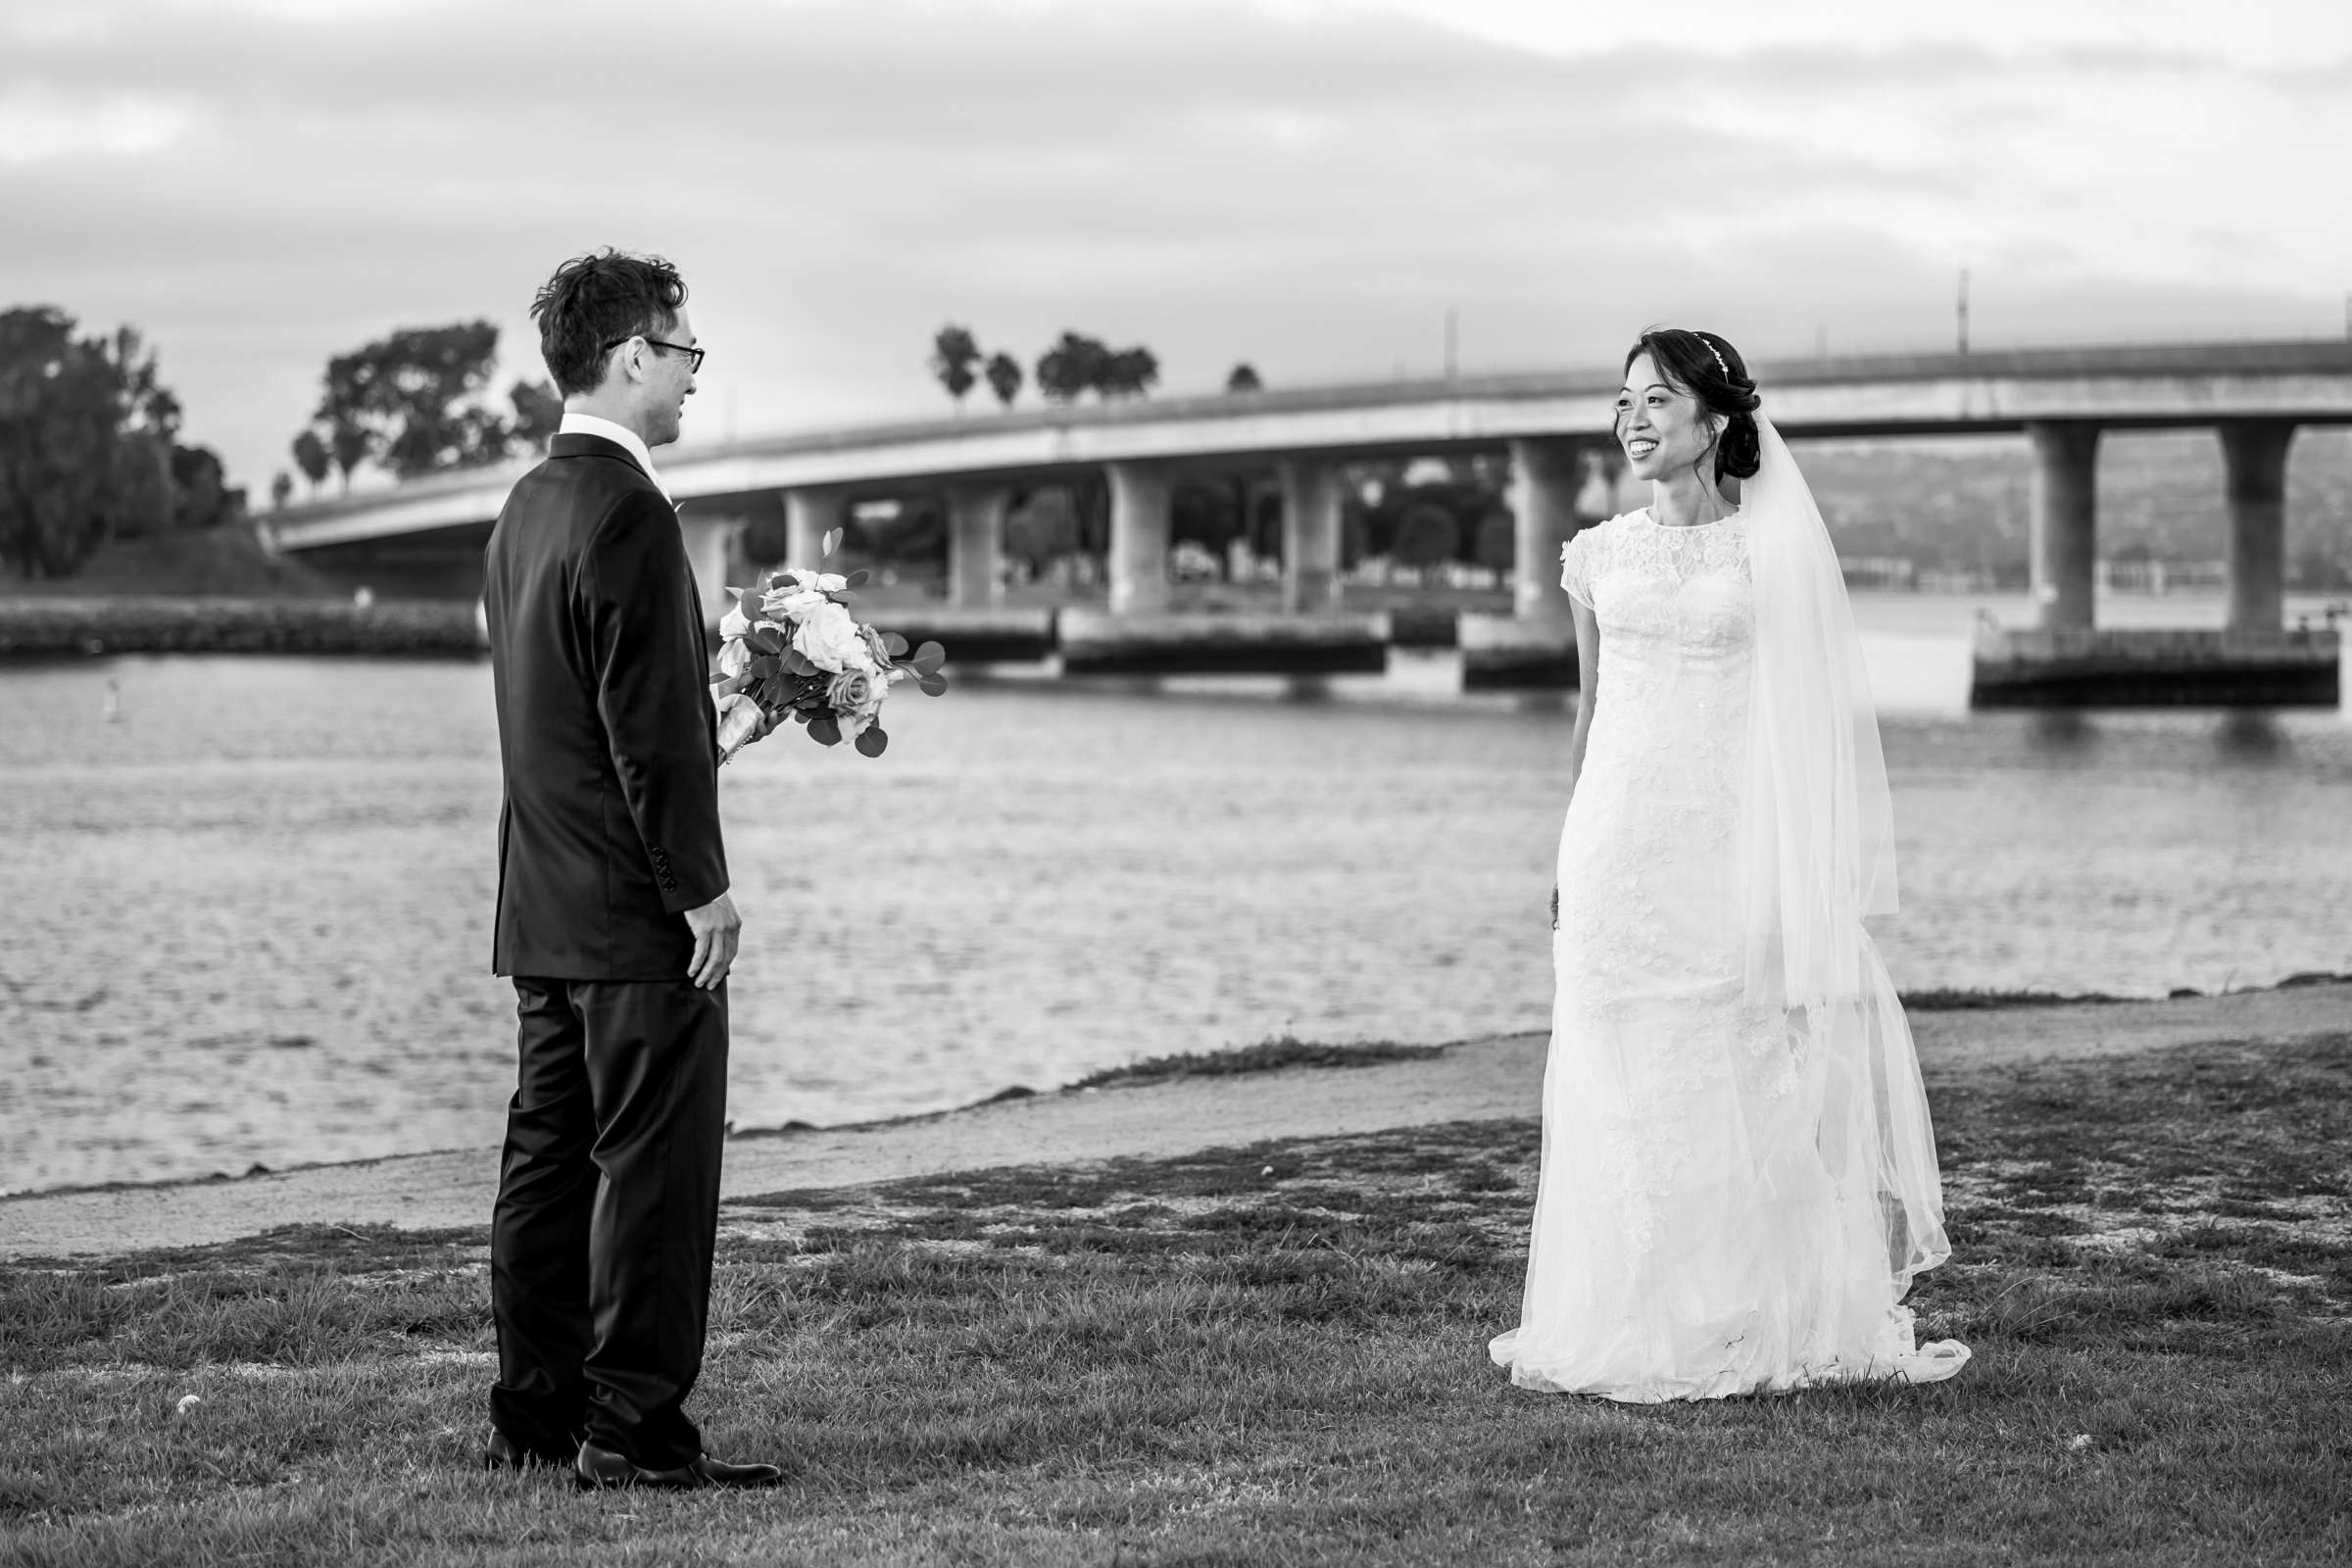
{"left": 1490, "top": 767, "right": 1968, "bottom": 1400}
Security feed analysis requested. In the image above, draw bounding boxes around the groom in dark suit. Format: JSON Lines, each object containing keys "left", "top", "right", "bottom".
{"left": 479, "top": 249, "right": 776, "bottom": 1490}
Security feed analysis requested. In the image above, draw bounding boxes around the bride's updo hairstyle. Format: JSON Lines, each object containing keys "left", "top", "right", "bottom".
{"left": 1622, "top": 327, "right": 1762, "bottom": 486}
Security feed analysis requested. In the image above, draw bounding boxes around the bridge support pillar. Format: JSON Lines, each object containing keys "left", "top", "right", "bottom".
{"left": 946, "top": 484, "right": 1008, "bottom": 606}
{"left": 675, "top": 511, "right": 746, "bottom": 628}
{"left": 1106, "top": 461, "right": 1174, "bottom": 615}
{"left": 783, "top": 486, "right": 846, "bottom": 570}
{"left": 1279, "top": 459, "right": 1342, "bottom": 612}
{"left": 1508, "top": 436, "right": 1602, "bottom": 628}
{"left": 2220, "top": 419, "right": 2295, "bottom": 632}
{"left": 2028, "top": 421, "right": 2101, "bottom": 630}
{"left": 1457, "top": 436, "right": 1611, "bottom": 690}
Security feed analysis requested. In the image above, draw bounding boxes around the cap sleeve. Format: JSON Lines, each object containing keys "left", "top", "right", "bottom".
{"left": 1558, "top": 519, "right": 1606, "bottom": 609}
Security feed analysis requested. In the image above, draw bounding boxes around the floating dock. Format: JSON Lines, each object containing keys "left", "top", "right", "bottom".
{"left": 865, "top": 606, "right": 1058, "bottom": 664}
{"left": 1055, "top": 611, "right": 1390, "bottom": 676}
{"left": 1457, "top": 612, "right": 1578, "bottom": 690}
{"left": 1971, "top": 625, "right": 2341, "bottom": 708}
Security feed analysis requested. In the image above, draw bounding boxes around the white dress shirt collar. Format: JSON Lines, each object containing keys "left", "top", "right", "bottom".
{"left": 558, "top": 411, "right": 671, "bottom": 502}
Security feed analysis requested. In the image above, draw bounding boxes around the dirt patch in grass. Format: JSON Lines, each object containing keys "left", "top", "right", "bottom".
{"left": 4, "top": 1039, "right": 2347, "bottom": 1565}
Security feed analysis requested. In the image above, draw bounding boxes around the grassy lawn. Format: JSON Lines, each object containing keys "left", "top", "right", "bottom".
{"left": 3, "top": 1037, "right": 2346, "bottom": 1566}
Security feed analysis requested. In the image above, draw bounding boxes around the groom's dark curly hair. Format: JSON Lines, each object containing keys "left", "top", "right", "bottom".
{"left": 1621, "top": 327, "right": 1762, "bottom": 486}
{"left": 531, "top": 248, "right": 689, "bottom": 398}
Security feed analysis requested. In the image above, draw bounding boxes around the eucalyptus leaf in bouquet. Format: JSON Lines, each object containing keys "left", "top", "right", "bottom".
{"left": 710, "top": 565, "right": 947, "bottom": 761}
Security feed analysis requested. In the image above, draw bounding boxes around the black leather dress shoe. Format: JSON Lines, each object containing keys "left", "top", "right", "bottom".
{"left": 574, "top": 1438, "right": 783, "bottom": 1491}
{"left": 691, "top": 1453, "right": 786, "bottom": 1488}
{"left": 484, "top": 1428, "right": 576, "bottom": 1472}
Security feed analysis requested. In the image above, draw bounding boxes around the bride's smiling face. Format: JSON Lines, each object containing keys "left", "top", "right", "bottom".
{"left": 1614, "top": 353, "right": 1720, "bottom": 482}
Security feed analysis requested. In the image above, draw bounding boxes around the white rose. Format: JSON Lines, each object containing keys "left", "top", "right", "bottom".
{"left": 715, "top": 637, "right": 751, "bottom": 678}
{"left": 792, "top": 601, "right": 875, "bottom": 674}
{"left": 717, "top": 600, "right": 751, "bottom": 639}
{"left": 769, "top": 588, "right": 829, "bottom": 621}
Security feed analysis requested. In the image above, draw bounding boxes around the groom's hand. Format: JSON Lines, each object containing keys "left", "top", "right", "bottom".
{"left": 683, "top": 891, "right": 742, "bottom": 989}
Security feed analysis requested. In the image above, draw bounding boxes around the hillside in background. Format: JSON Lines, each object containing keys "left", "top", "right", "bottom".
{"left": 1796, "top": 428, "right": 2352, "bottom": 584}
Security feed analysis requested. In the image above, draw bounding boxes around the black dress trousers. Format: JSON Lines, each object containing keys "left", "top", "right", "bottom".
{"left": 489, "top": 976, "right": 729, "bottom": 1469}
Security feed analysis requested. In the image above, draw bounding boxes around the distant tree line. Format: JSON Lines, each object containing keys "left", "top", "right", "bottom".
{"left": 0, "top": 306, "right": 243, "bottom": 580}
{"left": 284, "top": 320, "right": 561, "bottom": 500}
{"left": 929, "top": 323, "right": 1265, "bottom": 411}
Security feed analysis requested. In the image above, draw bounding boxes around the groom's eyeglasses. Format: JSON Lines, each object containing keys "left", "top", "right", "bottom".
{"left": 604, "top": 336, "right": 706, "bottom": 374}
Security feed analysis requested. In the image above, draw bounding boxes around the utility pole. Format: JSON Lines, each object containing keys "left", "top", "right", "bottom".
{"left": 1444, "top": 307, "right": 1459, "bottom": 380}
{"left": 1957, "top": 268, "right": 1971, "bottom": 355}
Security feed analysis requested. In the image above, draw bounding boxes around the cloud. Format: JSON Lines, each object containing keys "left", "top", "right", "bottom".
{"left": 0, "top": 84, "right": 208, "bottom": 164}
{"left": 5, "top": 0, "right": 2343, "bottom": 492}
{"left": 1382, "top": 0, "right": 2352, "bottom": 71}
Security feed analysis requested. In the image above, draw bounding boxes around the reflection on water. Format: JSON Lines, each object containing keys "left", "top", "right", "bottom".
{"left": 2031, "top": 710, "right": 2097, "bottom": 751}
{"left": 2216, "top": 711, "right": 2290, "bottom": 761}
{"left": 1, "top": 597, "right": 2348, "bottom": 1194}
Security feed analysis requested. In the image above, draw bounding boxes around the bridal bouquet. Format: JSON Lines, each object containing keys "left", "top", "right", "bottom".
{"left": 711, "top": 560, "right": 947, "bottom": 761}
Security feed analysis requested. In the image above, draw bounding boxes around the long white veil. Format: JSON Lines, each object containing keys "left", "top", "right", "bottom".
{"left": 1740, "top": 414, "right": 1950, "bottom": 1291}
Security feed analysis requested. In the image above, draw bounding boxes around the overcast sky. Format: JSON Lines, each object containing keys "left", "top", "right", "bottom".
{"left": 7, "top": 0, "right": 2348, "bottom": 491}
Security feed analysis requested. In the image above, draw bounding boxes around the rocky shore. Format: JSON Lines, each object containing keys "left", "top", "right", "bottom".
{"left": 0, "top": 596, "right": 483, "bottom": 658}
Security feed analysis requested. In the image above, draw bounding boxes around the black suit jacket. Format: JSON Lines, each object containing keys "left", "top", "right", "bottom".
{"left": 482, "top": 433, "right": 727, "bottom": 979}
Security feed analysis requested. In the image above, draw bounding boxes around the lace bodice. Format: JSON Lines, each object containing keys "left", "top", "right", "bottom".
{"left": 1561, "top": 508, "right": 1751, "bottom": 655}
{"left": 1561, "top": 509, "right": 1754, "bottom": 817}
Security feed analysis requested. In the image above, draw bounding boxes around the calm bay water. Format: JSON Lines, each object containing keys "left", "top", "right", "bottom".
{"left": 4, "top": 592, "right": 2350, "bottom": 1195}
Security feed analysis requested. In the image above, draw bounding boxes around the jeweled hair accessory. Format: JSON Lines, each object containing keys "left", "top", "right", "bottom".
{"left": 1699, "top": 335, "right": 1730, "bottom": 379}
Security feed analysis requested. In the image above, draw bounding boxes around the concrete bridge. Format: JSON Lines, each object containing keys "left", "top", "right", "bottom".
{"left": 261, "top": 339, "right": 2352, "bottom": 696}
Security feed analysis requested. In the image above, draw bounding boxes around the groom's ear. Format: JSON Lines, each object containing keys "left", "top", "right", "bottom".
{"left": 608, "top": 338, "right": 643, "bottom": 386}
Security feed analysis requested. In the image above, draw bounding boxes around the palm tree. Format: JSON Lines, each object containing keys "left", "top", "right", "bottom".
{"left": 291, "top": 428, "right": 329, "bottom": 497}
{"left": 984, "top": 351, "right": 1023, "bottom": 410}
{"left": 930, "top": 325, "right": 981, "bottom": 410}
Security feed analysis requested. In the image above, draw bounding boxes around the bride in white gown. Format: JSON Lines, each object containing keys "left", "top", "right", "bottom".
{"left": 1490, "top": 328, "right": 1969, "bottom": 1401}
